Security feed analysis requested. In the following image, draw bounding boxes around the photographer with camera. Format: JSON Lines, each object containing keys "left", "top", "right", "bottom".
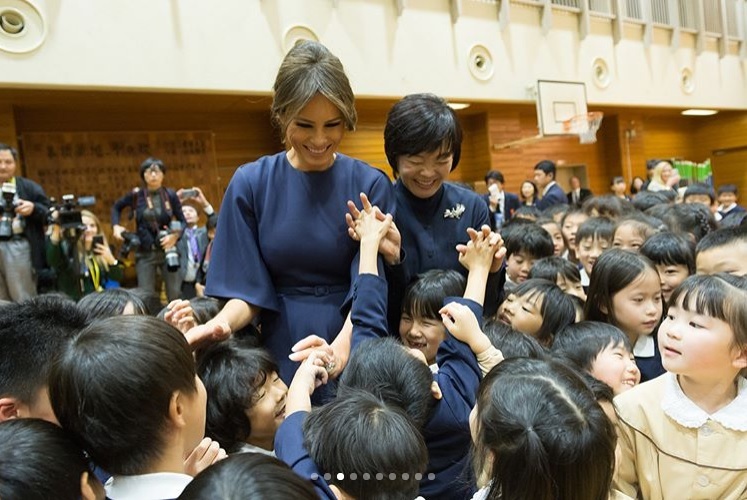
{"left": 0, "top": 143, "right": 50, "bottom": 302}
{"left": 47, "top": 206, "right": 123, "bottom": 299}
{"left": 111, "top": 157, "right": 186, "bottom": 302}
{"left": 176, "top": 186, "right": 217, "bottom": 299}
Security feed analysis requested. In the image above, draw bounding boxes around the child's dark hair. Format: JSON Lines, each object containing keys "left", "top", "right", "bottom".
{"left": 511, "top": 279, "right": 576, "bottom": 345}
{"left": 77, "top": 288, "right": 147, "bottom": 320}
{"left": 659, "top": 203, "right": 717, "bottom": 243}
{"left": 512, "top": 205, "right": 541, "bottom": 222}
{"left": 717, "top": 184, "right": 738, "bottom": 196}
{"left": 639, "top": 232, "right": 696, "bottom": 274}
{"left": 582, "top": 194, "right": 633, "bottom": 219}
{"left": 584, "top": 249, "right": 659, "bottom": 325}
{"left": 126, "top": 287, "right": 164, "bottom": 316}
{"left": 683, "top": 182, "right": 716, "bottom": 204}
{"left": 541, "top": 203, "right": 569, "bottom": 221}
{"left": 473, "top": 358, "right": 616, "bottom": 500}
{"left": 0, "top": 418, "right": 94, "bottom": 500}
{"left": 482, "top": 319, "right": 548, "bottom": 359}
{"left": 0, "top": 296, "right": 88, "bottom": 405}
{"left": 504, "top": 223, "right": 554, "bottom": 259}
{"left": 340, "top": 338, "right": 435, "bottom": 428}
{"left": 189, "top": 296, "right": 221, "bottom": 325}
{"left": 402, "top": 269, "right": 466, "bottom": 320}
{"left": 384, "top": 93, "right": 462, "bottom": 174}
{"left": 613, "top": 213, "right": 663, "bottom": 244}
{"left": 669, "top": 273, "right": 747, "bottom": 351}
{"left": 695, "top": 226, "right": 747, "bottom": 256}
{"left": 196, "top": 340, "right": 279, "bottom": 453}
{"left": 49, "top": 316, "right": 198, "bottom": 475}
{"left": 632, "top": 191, "right": 673, "bottom": 212}
{"left": 304, "top": 390, "right": 428, "bottom": 500}
{"left": 178, "top": 453, "right": 317, "bottom": 500}
{"left": 552, "top": 321, "right": 632, "bottom": 373}
{"left": 529, "top": 256, "right": 581, "bottom": 283}
{"left": 575, "top": 217, "right": 616, "bottom": 245}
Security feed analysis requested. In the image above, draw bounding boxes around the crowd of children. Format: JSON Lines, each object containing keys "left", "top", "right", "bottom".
{"left": 2, "top": 41, "right": 747, "bottom": 500}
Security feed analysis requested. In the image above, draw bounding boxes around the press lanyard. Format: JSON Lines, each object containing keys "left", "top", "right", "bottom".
{"left": 85, "top": 254, "right": 102, "bottom": 292}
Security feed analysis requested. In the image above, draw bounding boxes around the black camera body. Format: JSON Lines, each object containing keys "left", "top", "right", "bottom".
{"left": 0, "top": 182, "right": 17, "bottom": 240}
{"left": 119, "top": 231, "right": 141, "bottom": 259}
{"left": 51, "top": 194, "right": 96, "bottom": 241}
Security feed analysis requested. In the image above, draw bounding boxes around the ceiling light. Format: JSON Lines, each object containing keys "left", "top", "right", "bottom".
{"left": 681, "top": 109, "right": 718, "bottom": 116}
{"left": 448, "top": 102, "right": 470, "bottom": 110}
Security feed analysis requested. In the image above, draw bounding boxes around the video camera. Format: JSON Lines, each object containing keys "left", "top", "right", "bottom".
{"left": 0, "top": 182, "right": 18, "bottom": 240}
{"left": 49, "top": 194, "right": 96, "bottom": 240}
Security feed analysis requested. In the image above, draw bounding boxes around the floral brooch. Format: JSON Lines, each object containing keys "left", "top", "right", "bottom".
{"left": 444, "top": 203, "right": 465, "bottom": 219}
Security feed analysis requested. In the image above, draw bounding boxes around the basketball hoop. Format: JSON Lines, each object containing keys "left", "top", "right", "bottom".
{"left": 563, "top": 111, "right": 604, "bottom": 144}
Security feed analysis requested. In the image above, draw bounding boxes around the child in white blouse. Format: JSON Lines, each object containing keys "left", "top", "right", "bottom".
{"left": 614, "top": 273, "right": 747, "bottom": 500}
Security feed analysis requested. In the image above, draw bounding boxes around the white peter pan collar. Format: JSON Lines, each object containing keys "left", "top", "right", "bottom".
{"left": 661, "top": 372, "right": 747, "bottom": 431}
{"left": 633, "top": 334, "right": 654, "bottom": 358}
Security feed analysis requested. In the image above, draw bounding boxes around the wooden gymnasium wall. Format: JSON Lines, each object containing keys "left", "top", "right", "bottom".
{"left": 692, "top": 111, "right": 747, "bottom": 199}
{"left": 15, "top": 108, "right": 281, "bottom": 230}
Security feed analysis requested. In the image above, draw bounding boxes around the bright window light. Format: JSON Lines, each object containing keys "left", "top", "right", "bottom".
{"left": 681, "top": 109, "right": 718, "bottom": 116}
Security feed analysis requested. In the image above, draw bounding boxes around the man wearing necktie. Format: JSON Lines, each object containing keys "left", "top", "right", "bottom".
{"left": 176, "top": 187, "right": 217, "bottom": 299}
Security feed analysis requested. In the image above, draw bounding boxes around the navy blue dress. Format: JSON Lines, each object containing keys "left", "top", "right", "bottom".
{"left": 206, "top": 152, "right": 394, "bottom": 384}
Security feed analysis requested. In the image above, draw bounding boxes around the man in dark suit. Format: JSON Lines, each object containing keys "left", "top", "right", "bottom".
{"left": 176, "top": 187, "right": 217, "bottom": 299}
{"left": 566, "top": 175, "right": 593, "bottom": 206}
{"left": 533, "top": 160, "right": 568, "bottom": 211}
{"left": 0, "top": 143, "right": 49, "bottom": 301}
{"left": 482, "top": 170, "right": 520, "bottom": 230}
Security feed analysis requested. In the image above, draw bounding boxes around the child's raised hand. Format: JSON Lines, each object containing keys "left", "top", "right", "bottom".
{"left": 184, "top": 437, "right": 227, "bottom": 477}
{"left": 440, "top": 302, "right": 493, "bottom": 356}
{"left": 286, "top": 350, "right": 331, "bottom": 415}
{"left": 184, "top": 320, "right": 231, "bottom": 351}
{"left": 164, "top": 299, "right": 196, "bottom": 334}
{"left": 346, "top": 193, "right": 401, "bottom": 265}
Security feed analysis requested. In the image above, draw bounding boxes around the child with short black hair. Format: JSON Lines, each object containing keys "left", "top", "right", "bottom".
{"left": 400, "top": 269, "right": 466, "bottom": 366}
{"left": 695, "top": 226, "right": 747, "bottom": 276}
{"left": 77, "top": 288, "right": 147, "bottom": 320}
{"left": 584, "top": 249, "right": 664, "bottom": 382}
{"left": 49, "top": 316, "right": 222, "bottom": 499}
{"left": 529, "top": 255, "right": 586, "bottom": 300}
{"left": 575, "top": 216, "right": 616, "bottom": 286}
{"left": 0, "top": 295, "right": 89, "bottom": 423}
{"left": 614, "top": 274, "right": 747, "bottom": 499}
{"left": 501, "top": 222, "right": 554, "bottom": 292}
{"left": 639, "top": 232, "right": 695, "bottom": 303}
{"left": 178, "top": 453, "right": 317, "bottom": 500}
{"left": 582, "top": 193, "right": 633, "bottom": 219}
{"left": 717, "top": 183, "right": 745, "bottom": 223}
{"left": 0, "top": 418, "right": 105, "bottom": 500}
{"left": 553, "top": 321, "right": 640, "bottom": 395}
{"left": 560, "top": 208, "right": 589, "bottom": 263}
{"left": 538, "top": 217, "right": 566, "bottom": 257}
{"left": 659, "top": 203, "right": 717, "bottom": 243}
{"left": 304, "top": 390, "right": 428, "bottom": 500}
{"left": 612, "top": 214, "right": 662, "bottom": 252}
{"left": 683, "top": 182, "right": 717, "bottom": 209}
{"left": 496, "top": 278, "right": 576, "bottom": 346}
{"left": 482, "top": 319, "right": 547, "bottom": 359}
{"left": 196, "top": 340, "right": 286, "bottom": 455}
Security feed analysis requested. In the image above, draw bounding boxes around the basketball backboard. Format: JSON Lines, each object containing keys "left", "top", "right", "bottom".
{"left": 536, "top": 80, "right": 588, "bottom": 136}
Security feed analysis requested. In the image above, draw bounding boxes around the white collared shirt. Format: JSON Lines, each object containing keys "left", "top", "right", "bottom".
{"left": 105, "top": 472, "right": 193, "bottom": 500}
{"left": 236, "top": 442, "right": 276, "bottom": 457}
{"left": 662, "top": 372, "right": 747, "bottom": 431}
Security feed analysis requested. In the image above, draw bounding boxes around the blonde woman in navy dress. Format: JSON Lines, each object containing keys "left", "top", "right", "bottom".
{"left": 191, "top": 41, "right": 394, "bottom": 386}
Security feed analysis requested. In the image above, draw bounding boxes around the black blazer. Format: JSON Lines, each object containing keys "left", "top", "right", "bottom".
{"left": 567, "top": 188, "right": 593, "bottom": 206}
{"left": 176, "top": 211, "right": 217, "bottom": 281}
{"left": 15, "top": 176, "right": 51, "bottom": 271}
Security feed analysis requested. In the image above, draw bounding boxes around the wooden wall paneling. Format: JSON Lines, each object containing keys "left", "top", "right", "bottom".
{"left": 455, "top": 112, "right": 491, "bottom": 187}
{"left": 20, "top": 131, "right": 219, "bottom": 235}
{"left": 0, "top": 104, "right": 17, "bottom": 152}
{"left": 641, "top": 116, "right": 699, "bottom": 162}
{"left": 692, "top": 111, "right": 747, "bottom": 197}
{"left": 339, "top": 121, "right": 391, "bottom": 178}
